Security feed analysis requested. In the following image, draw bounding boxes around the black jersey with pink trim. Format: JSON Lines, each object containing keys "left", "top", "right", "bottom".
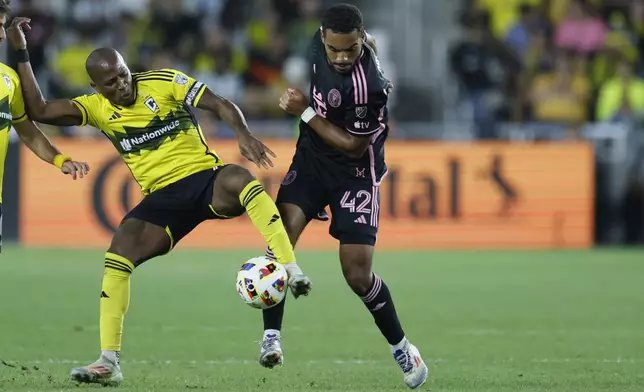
{"left": 295, "top": 31, "right": 390, "bottom": 184}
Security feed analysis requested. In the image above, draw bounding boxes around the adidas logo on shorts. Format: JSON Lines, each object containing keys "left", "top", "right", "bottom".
{"left": 354, "top": 215, "right": 367, "bottom": 224}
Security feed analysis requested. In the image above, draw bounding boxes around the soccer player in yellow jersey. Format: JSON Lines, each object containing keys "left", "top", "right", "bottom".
{"left": 9, "top": 16, "right": 312, "bottom": 385}
{"left": 0, "top": 1, "right": 89, "bottom": 252}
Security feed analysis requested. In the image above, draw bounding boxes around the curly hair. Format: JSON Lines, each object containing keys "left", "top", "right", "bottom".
{"left": 321, "top": 3, "right": 363, "bottom": 34}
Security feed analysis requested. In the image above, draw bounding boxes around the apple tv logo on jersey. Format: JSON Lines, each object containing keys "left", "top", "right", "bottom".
{"left": 354, "top": 121, "right": 370, "bottom": 129}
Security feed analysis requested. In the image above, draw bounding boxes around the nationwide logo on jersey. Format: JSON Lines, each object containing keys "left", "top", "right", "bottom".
{"left": 111, "top": 110, "right": 196, "bottom": 155}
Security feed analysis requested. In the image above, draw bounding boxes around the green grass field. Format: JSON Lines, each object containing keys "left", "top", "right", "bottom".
{"left": 1, "top": 248, "right": 643, "bottom": 391}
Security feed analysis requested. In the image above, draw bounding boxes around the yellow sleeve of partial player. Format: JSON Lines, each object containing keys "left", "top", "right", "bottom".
{"left": 165, "top": 69, "right": 207, "bottom": 107}
{"left": 3, "top": 66, "right": 28, "bottom": 124}
{"left": 71, "top": 93, "right": 100, "bottom": 127}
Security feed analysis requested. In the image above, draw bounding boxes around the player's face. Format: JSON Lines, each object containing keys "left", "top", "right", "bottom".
{"left": 322, "top": 29, "right": 363, "bottom": 73}
{"left": 92, "top": 59, "right": 135, "bottom": 106}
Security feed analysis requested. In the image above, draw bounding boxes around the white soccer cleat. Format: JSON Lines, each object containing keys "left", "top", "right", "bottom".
{"left": 70, "top": 354, "right": 123, "bottom": 386}
{"left": 259, "top": 332, "right": 283, "bottom": 369}
{"left": 393, "top": 341, "right": 428, "bottom": 389}
{"left": 284, "top": 262, "right": 312, "bottom": 299}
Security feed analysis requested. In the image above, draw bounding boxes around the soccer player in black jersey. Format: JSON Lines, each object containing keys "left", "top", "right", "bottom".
{"left": 8, "top": 16, "right": 312, "bottom": 386}
{"left": 259, "top": 4, "right": 427, "bottom": 389}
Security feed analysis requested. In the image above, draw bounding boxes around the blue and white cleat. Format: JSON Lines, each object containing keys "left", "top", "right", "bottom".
{"left": 259, "top": 332, "right": 283, "bottom": 369}
{"left": 393, "top": 341, "right": 428, "bottom": 389}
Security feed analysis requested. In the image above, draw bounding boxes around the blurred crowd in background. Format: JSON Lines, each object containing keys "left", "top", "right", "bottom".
{"left": 4, "top": 0, "right": 644, "bottom": 241}
{"left": 451, "top": 0, "right": 644, "bottom": 138}
{"left": 4, "top": 0, "right": 343, "bottom": 137}
{"left": 448, "top": 0, "right": 644, "bottom": 242}
{"left": 5, "top": 0, "right": 644, "bottom": 141}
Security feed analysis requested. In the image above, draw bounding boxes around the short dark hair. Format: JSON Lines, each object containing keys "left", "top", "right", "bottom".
{"left": 321, "top": 3, "right": 363, "bottom": 34}
{"left": 0, "top": 0, "right": 11, "bottom": 13}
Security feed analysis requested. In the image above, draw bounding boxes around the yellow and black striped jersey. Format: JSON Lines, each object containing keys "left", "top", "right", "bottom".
{"left": 0, "top": 63, "right": 28, "bottom": 203}
{"left": 72, "top": 69, "right": 223, "bottom": 195}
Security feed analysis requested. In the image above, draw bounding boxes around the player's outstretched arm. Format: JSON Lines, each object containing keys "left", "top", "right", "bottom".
{"left": 7, "top": 17, "right": 84, "bottom": 126}
{"left": 279, "top": 88, "right": 370, "bottom": 159}
{"left": 13, "top": 119, "right": 90, "bottom": 180}
{"left": 196, "top": 88, "right": 276, "bottom": 169}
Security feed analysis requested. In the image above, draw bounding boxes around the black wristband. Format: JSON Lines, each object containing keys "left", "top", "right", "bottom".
{"left": 15, "top": 49, "right": 29, "bottom": 63}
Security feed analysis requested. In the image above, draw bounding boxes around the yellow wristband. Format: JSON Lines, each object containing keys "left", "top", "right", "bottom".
{"left": 53, "top": 154, "right": 72, "bottom": 169}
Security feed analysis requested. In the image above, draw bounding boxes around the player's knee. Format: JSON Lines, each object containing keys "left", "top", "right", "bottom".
{"left": 106, "top": 243, "right": 141, "bottom": 266}
{"left": 106, "top": 243, "right": 162, "bottom": 267}
{"left": 343, "top": 266, "right": 372, "bottom": 295}
{"left": 219, "top": 164, "right": 256, "bottom": 197}
{"left": 107, "top": 220, "right": 170, "bottom": 266}
{"left": 340, "top": 244, "right": 374, "bottom": 295}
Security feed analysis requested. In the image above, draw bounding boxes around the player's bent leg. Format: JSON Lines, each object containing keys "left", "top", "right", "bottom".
{"left": 260, "top": 202, "right": 311, "bottom": 368}
{"left": 71, "top": 218, "right": 171, "bottom": 386}
{"left": 339, "top": 244, "right": 428, "bottom": 389}
{"left": 211, "top": 165, "right": 313, "bottom": 369}
{"left": 210, "top": 164, "right": 311, "bottom": 296}
{"left": 265, "top": 203, "right": 311, "bottom": 296}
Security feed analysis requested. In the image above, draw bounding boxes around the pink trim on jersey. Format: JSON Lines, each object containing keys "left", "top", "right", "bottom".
{"left": 368, "top": 146, "right": 388, "bottom": 186}
{"left": 370, "top": 185, "right": 380, "bottom": 228}
{"left": 352, "top": 61, "right": 368, "bottom": 105}
{"left": 357, "top": 62, "right": 368, "bottom": 104}
{"left": 351, "top": 71, "right": 359, "bottom": 105}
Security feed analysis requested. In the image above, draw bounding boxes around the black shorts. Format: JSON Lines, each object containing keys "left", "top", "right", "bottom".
{"left": 276, "top": 156, "right": 380, "bottom": 246}
{"left": 123, "top": 166, "right": 232, "bottom": 248}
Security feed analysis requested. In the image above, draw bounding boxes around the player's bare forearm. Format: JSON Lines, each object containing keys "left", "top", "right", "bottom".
{"left": 8, "top": 18, "right": 83, "bottom": 125}
{"left": 307, "top": 116, "right": 370, "bottom": 159}
{"left": 9, "top": 22, "right": 47, "bottom": 118}
{"left": 198, "top": 88, "right": 276, "bottom": 168}
{"left": 14, "top": 119, "right": 61, "bottom": 164}
{"left": 16, "top": 64, "right": 82, "bottom": 126}
{"left": 197, "top": 88, "right": 251, "bottom": 137}
{"left": 16, "top": 61, "right": 46, "bottom": 117}
{"left": 16, "top": 62, "right": 82, "bottom": 126}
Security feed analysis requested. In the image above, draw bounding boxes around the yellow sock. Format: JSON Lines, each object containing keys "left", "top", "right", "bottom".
{"left": 240, "top": 180, "right": 296, "bottom": 264}
{"left": 101, "top": 252, "right": 134, "bottom": 352}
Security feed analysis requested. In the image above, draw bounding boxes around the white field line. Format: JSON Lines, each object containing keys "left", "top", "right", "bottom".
{"left": 2, "top": 358, "right": 642, "bottom": 366}
{"left": 34, "top": 326, "right": 644, "bottom": 337}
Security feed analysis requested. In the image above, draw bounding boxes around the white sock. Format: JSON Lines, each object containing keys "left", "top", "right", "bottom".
{"left": 264, "top": 329, "right": 281, "bottom": 339}
{"left": 101, "top": 350, "right": 119, "bottom": 364}
{"left": 390, "top": 337, "right": 408, "bottom": 353}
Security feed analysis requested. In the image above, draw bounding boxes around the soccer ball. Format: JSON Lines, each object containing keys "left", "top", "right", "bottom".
{"left": 236, "top": 257, "right": 287, "bottom": 309}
